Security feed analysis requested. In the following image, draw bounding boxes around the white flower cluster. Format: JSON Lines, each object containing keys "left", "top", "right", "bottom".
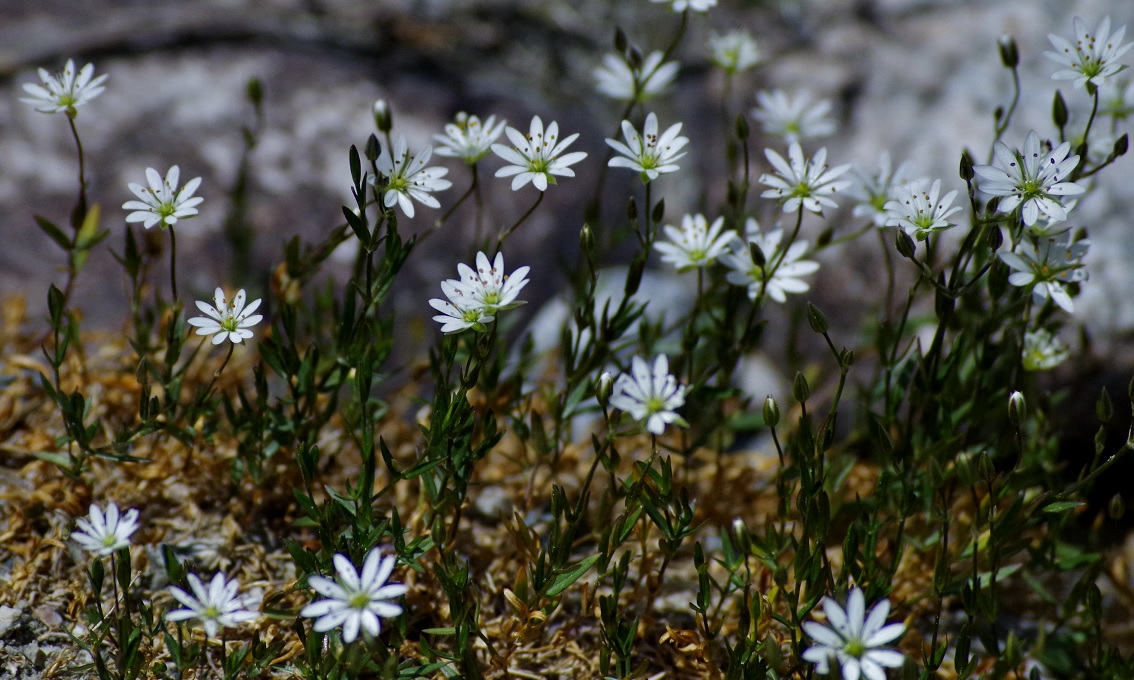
{"left": 430, "top": 251, "right": 530, "bottom": 333}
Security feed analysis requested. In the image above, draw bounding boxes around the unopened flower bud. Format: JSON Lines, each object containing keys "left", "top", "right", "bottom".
{"left": 1008, "top": 390, "right": 1025, "bottom": 426}
{"left": 762, "top": 396, "right": 780, "bottom": 428}
{"left": 373, "top": 98, "right": 392, "bottom": 132}
{"left": 730, "top": 518, "right": 752, "bottom": 555}
{"left": 580, "top": 223, "right": 594, "bottom": 255}
{"left": 597, "top": 372, "right": 613, "bottom": 404}
{"left": 1052, "top": 90, "right": 1069, "bottom": 128}
{"left": 997, "top": 35, "right": 1019, "bottom": 68}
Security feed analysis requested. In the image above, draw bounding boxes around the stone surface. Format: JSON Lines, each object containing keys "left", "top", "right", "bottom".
{"left": 0, "top": 0, "right": 1131, "bottom": 356}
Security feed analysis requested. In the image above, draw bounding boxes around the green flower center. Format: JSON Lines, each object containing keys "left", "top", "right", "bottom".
{"left": 844, "top": 639, "right": 867, "bottom": 659}
{"left": 348, "top": 592, "right": 372, "bottom": 610}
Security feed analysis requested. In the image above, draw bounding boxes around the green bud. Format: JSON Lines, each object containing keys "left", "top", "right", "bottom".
{"left": 1097, "top": 386, "right": 1113, "bottom": 423}
{"left": 959, "top": 149, "right": 975, "bottom": 181}
{"left": 730, "top": 518, "right": 752, "bottom": 556}
{"left": 806, "top": 302, "right": 828, "bottom": 334}
{"left": 364, "top": 134, "right": 380, "bottom": 163}
{"left": 373, "top": 98, "right": 392, "bottom": 132}
{"left": 998, "top": 35, "right": 1019, "bottom": 68}
{"left": 1052, "top": 90, "right": 1069, "bottom": 128}
{"left": 1008, "top": 390, "right": 1025, "bottom": 426}
{"left": 627, "top": 46, "right": 643, "bottom": 70}
{"left": 749, "top": 241, "right": 766, "bottom": 268}
{"left": 985, "top": 223, "right": 1004, "bottom": 251}
{"left": 895, "top": 229, "right": 916, "bottom": 259}
{"left": 614, "top": 26, "right": 628, "bottom": 53}
{"left": 762, "top": 396, "right": 780, "bottom": 428}
{"left": 792, "top": 371, "right": 810, "bottom": 403}
{"left": 624, "top": 252, "right": 645, "bottom": 297}
{"left": 1113, "top": 133, "right": 1129, "bottom": 158}
{"left": 736, "top": 113, "right": 749, "bottom": 140}
{"left": 626, "top": 196, "right": 638, "bottom": 222}
{"left": 246, "top": 77, "right": 263, "bottom": 107}
{"left": 580, "top": 223, "right": 594, "bottom": 255}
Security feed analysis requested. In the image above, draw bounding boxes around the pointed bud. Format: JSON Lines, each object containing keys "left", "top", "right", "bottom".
{"left": 1052, "top": 90, "right": 1068, "bottom": 128}
{"left": 1008, "top": 390, "right": 1025, "bottom": 426}
{"left": 614, "top": 27, "right": 628, "bottom": 53}
{"left": 997, "top": 35, "right": 1019, "bottom": 68}
{"left": 895, "top": 229, "right": 916, "bottom": 259}
{"left": 365, "top": 134, "right": 380, "bottom": 163}
{"left": 1113, "top": 133, "right": 1129, "bottom": 158}
{"left": 792, "top": 372, "right": 810, "bottom": 403}
{"left": 373, "top": 99, "right": 392, "bottom": 133}
{"left": 806, "top": 302, "right": 828, "bottom": 334}
{"left": 762, "top": 396, "right": 780, "bottom": 428}
{"left": 580, "top": 223, "right": 594, "bottom": 255}
{"left": 960, "top": 149, "right": 975, "bottom": 181}
{"left": 596, "top": 371, "right": 614, "bottom": 405}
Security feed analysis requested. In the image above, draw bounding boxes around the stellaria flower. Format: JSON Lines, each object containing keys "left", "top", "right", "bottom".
{"left": 187, "top": 288, "right": 264, "bottom": 344}
{"left": 165, "top": 572, "right": 259, "bottom": 639}
{"left": 654, "top": 213, "right": 736, "bottom": 271}
{"left": 850, "top": 152, "right": 916, "bottom": 227}
{"left": 760, "top": 142, "right": 852, "bottom": 214}
{"left": 650, "top": 0, "right": 717, "bottom": 11}
{"left": 884, "top": 178, "right": 962, "bottom": 240}
{"left": 751, "top": 89, "right": 837, "bottom": 143}
{"left": 20, "top": 59, "right": 107, "bottom": 115}
{"left": 370, "top": 137, "right": 451, "bottom": 218}
{"left": 430, "top": 251, "right": 530, "bottom": 333}
{"left": 122, "top": 166, "right": 203, "bottom": 230}
{"left": 609, "top": 354, "right": 688, "bottom": 435}
{"left": 300, "top": 548, "right": 408, "bottom": 643}
{"left": 492, "top": 116, "right": 587, "bottom": 191}
{"left": 1000, "top": 231, "right": 1089, "bottom": 313}
{"left": 802, "top": 587, "right": 906, "bottom": 680}
{"left": 606, "top": 112, "right": 689, "bottom": 182}
{"left": 709, "top": 31, "right": 761, "bottom": 73}
{"left": 721, "top": 219, "right": 819, "bottom": 303}
{"left": 973, "top": 130, "right": 1085, "bottom": 227}
{"left": 1046, "top": 16, "right": 1133, "bottom": 90}
{"left": 433, "top": 112, "right": 507, "bottom": 164}
{"left": 72, "top": 502, "right": 140, "bottom": 556}
{"left": 1022, "top": 328, "right": 1070, "bottom": 371}
{"left": 594, "top": 51, "right": 679, "bottom": 103}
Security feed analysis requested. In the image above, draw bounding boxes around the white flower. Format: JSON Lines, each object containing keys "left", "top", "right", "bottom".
{"left": 72, "top": 502, "right": 140, "bottom": 556}
{"left": 751, "top": 90, "right": 837, "bottom": 143}
{"left": 609, "top": 355, "right": 688, "bottom": 435}
{"left": 594, "top": 51, "right": 679, "bottom": 103}
{"left": 721, "top": 219, "right": 819, "bottom": 303}
{"left": 371, "top": 137, "right": 451, "bottom": 218}
{"left": 606, "top": 112, "right": 689, "bottom": 182}
{"left": 432, "top": 112, "right": 507, "bottom": 164}
{"left": 430, "top": 251, "right": 530, "bottom": 333}
{"left": 165, "top": 573, "right": 259, "bottom": 639}
{"left": 884, "top": 179, "right": 962, "bottom": 240}
{"left": 122, "top": 166, "right": 203, "bottom": 230}
{"left": 20, "top": 59, "right": 107, "bottom": 114}
{"left": 187, "top": 288, "right": 264, "bottom": 344}
{"left": 802, "top": 587, "right": 906, "bottom": 680}
{"left": 850, "top": 152, "right": 916, "bottom": 227}
{"left": 1000, "top": 231, "right": 1089, "bottom": 313}
{"left": 1046, "top": 16, "right": 1133, "bottom": 90}
{"left": 654, "top": 213, "right": 736, "bottom": 271}
{"left": 973, "top": 130, "right": 1085, "bottom": 227}
{"left": 709, "top": 31, "right": 761, "bottom": 73}
{"left": 492, "top": 116, "right": 588, "bottom": 192}
{"left": 650, "top": 0, "right": 717, "bottom": 11}
{"left": 300, "top": 548, "right": 408, "bottom": 643}
{"left": 1022, "top": 328, "right": 1070, "bottom": 371}
{"left": 760, "top": 143, "right": 852, "bottom": 214}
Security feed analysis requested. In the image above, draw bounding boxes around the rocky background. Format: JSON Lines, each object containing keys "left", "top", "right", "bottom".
{"left": 0, "top": 0, "right": 1131, "bottom": 357}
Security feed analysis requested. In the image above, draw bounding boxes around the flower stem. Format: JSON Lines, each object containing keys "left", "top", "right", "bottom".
{"left": 496, "top": 191, "right": 544, "bottom": 249}
{"left": 168, "top": 225, "right": 179, "bottom": 300}
{"left": 66, "top": 114, "right": 88, "bottom": 226}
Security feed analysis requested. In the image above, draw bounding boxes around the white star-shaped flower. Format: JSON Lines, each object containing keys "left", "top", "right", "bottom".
{"left": 72, "top": 502, "right": 140, "bottom": 556}
{"left": 709, "top": 31, "right": 761, "bottom": 73}
{"left": 492, "top": 116, "right": 588, "bottom": 192}
{"left": 721, "top": 219, "right": 820, "bottom": 303}
{"left": 609, "top": 354, "right": 688, "bottom": 435}
{"left": 884, "top": 178, "right": 962, "bottom": 240}
{"left": 1046, "top": 16, "right": 1134, "bottom": 90}
{"left": 187, "top": 288, "right": 264, "bottom": 345}
{"left": 760, "top": 143, "right": 852, "bottom": 214}
{"left": 1022, "top": 328, "right": 1070, "bottom": 371}
{"left": 849, "top": 152, "right": 917, "bottom": 227}
{"left": 802, "top": 587, "right": 906, "bottom": 680}
{"left": 1000, "top": 231, "right": 1089, "bottom": 313}
{"left": 20, "top": 59, "right": 107, "bottom": 115}
{"left": 654, "top": 213, "right": 736, "bottom": 271}
{"left": 594, "top": 51, "right": 679, "bottom": 103}
{"left": 432, "top": 112, "right": 507, "bottom": 165}
{"left": 165, "top": 572, "right": 259, "bottom": 639}
{"left": 973, "top": 130, "right": 1085, "bottom": 227}
{"left": 751, "top": 89, "right": 836, "bottom": 143}
{"left": 122, "top": 166, "right": 203, "bottom": 230}
{"left": 429, "top": 251, "right": 530, "bottom": 334}
{"left": 606, "top": 112, "right": 689, "bottom": 183}
{"left": 371, "top": 137, "right": 451, "bottom": 218}
{"left": 300, "top": 548, "right": 408, "bottom": 643}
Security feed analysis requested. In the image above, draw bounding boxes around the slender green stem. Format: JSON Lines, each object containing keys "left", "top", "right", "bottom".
{"left": 168, "top": 226, "right": 179, "bottom": 301}
{"left": 496, "top": 191, "right": 544, "bottom": 249}
{"left": 67, "top": 114, "right": 88, "bottom": 223}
